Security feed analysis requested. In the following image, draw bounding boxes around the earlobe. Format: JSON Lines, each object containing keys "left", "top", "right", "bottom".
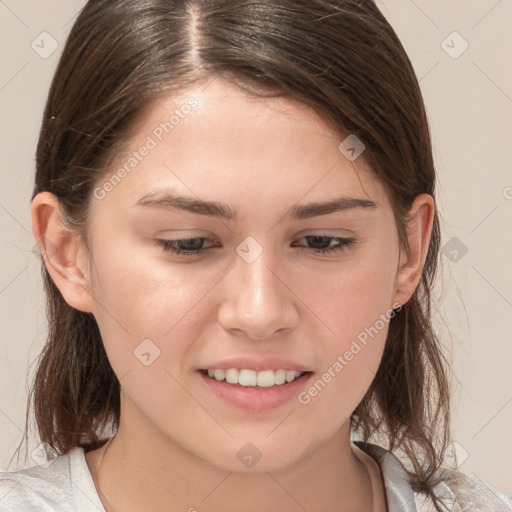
{"left": 31, "top": 192, "right": 95, "bottom": 313}
{"left": 392, "top": 194, "right": 435, "bottom": 307}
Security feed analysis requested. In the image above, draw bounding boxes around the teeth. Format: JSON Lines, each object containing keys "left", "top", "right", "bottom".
{"left": 225, "top": 368, "right": 239, "bottom": 384}
{"left": 205, "top": 368, "right": 304, "bottom": 387}
{"left": 275, "top": 369, "right": 286, "bottom": 385}
{"left": 239, "top": 369, "right": 257, "bottom": 386}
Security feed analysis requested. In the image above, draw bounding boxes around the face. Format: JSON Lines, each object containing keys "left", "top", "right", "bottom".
{"left": 83, "top": 77, "right": 403, "bottom": 472}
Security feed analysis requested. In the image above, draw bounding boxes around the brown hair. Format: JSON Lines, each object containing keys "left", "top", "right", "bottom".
{"left": 22, "top": 0, "right": 451, "bottom": 506}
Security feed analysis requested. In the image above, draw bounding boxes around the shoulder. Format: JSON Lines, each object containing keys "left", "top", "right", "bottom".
{"left": 0, "top": 448, "right": 73, "bottom": 511}
{"left": 354, "top": 441, "right": 512, "bottom": 512}
{"left": 0, "top": 446, "right": 104, "bottom": 512}
{"left": 426, "top": 469, "right": 512, "bottom": 512}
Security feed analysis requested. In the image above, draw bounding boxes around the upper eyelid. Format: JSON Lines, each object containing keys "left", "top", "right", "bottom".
{"left": 159, "top": 228, "right": 354, "bottom": 239}
{"left": 164, "top": 233, "right": 352, "bottom": 241}
{"left": 161, "top": 234, "right": 355, "bottom": 248}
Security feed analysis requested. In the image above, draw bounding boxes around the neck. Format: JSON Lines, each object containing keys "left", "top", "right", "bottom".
{"left": 86, "top": 408, "right": 373, "bottom": 512}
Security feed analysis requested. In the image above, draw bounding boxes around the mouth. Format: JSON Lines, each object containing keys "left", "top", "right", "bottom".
{"left": 197, "top": 357, "right": 314, "bottom": 411}
{"left": 199, "top": 368, "right": 312, "bottom": 388}
{"left": 198, "top": 368, "right": 313, "bottom": 411}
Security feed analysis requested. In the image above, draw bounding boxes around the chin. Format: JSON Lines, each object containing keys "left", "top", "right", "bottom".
{"left": 193, "top": 436, "right": 314, "bottom": 474}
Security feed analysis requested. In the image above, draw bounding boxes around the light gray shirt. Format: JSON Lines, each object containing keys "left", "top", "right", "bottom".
{"left": 1, "top": 442, "right": 511, "bottom": 511}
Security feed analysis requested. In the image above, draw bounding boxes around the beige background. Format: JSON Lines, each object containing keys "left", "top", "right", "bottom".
{"left": 1, "top": 0, "right": 511, "bottom": 490}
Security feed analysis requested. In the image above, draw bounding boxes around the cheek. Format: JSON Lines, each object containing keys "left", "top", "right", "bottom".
{"left": 294, "top": 242, "right": 397, "bottom": 411}
{"left": 88, "top": 243, "right": 216, "bottom": 376}
{"left": 91, "top": 240, "right": 208, "bottom": 322}
{"left": 88, "top": 246, "right": 220, "bottom": 428}
{"left": 305, "top": 240, "right": 398, "bottom": 346}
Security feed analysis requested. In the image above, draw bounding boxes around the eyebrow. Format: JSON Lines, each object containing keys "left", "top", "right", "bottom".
{"left": 133, "top": 191, "right": 377, "bottom": 221}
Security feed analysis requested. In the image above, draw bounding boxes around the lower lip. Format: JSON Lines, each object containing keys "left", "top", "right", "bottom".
{"left": 199, "top": 371, "right": 312, "bottom": 412}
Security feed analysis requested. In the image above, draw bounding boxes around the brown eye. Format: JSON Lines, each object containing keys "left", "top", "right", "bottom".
{"left": 155, "top": 237, "right": 215, "bottom": 256}
{"left": 292, "top": 236, "right": 356, "bottom": 255}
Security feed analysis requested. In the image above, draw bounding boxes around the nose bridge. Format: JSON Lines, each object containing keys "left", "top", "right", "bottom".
{"left": 218, "top": 236, "right": 298, "bottom": 338}
{"left": 238, "top": 246, "right": 275, "bottom": 306}
{"left": 234, "top": 239, "right": 281, "bottom": 313}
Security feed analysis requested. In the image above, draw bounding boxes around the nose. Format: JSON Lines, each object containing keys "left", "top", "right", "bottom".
{"left": 217, "top": 244, "right": 300, "bottom": 340}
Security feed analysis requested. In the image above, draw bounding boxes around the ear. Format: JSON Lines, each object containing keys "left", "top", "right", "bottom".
{"left": 392, "top": 193, "right": 435, "bottom": 307}
{"left": 31, "top": 191, "right": 95, "bottom": 313}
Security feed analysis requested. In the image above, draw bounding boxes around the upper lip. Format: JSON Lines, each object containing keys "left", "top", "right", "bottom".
{"left": 200, "top": 357, "right": 311, "bottom": 373}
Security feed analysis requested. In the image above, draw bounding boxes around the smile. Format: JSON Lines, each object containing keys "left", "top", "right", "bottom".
{"left": 202, "top": 368, "right": 307, "bottom": 387}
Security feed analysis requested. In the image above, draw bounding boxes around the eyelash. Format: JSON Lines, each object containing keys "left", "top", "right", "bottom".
{"left": 155, "top": 235, "right": 357, "bottom": 257}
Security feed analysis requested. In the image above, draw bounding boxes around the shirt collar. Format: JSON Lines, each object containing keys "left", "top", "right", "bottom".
{"left": 353, "top": 441, "right": 420, "bottom": 512}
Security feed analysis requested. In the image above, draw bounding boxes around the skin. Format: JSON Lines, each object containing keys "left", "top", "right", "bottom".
{"left": 32, "top": 76, "right": 434, "bottom": 512}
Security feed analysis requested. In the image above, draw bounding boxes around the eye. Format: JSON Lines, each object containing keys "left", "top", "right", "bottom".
{"left": 155, "top": 235, "right": 357, "bottom": 257}
{"left": 155, "top": 237, "right": 216, "bottom": 256}
{"left": 291, "top": 235, "right": 357, "bottom": 255}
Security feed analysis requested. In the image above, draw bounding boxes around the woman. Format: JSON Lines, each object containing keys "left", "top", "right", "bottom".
{"left": 1, "top": 1, "right": 511, "bottom": 511}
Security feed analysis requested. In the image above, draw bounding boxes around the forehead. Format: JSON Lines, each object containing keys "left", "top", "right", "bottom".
{"left": 93, "top": 77, "right": 389, "bottom": 217}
